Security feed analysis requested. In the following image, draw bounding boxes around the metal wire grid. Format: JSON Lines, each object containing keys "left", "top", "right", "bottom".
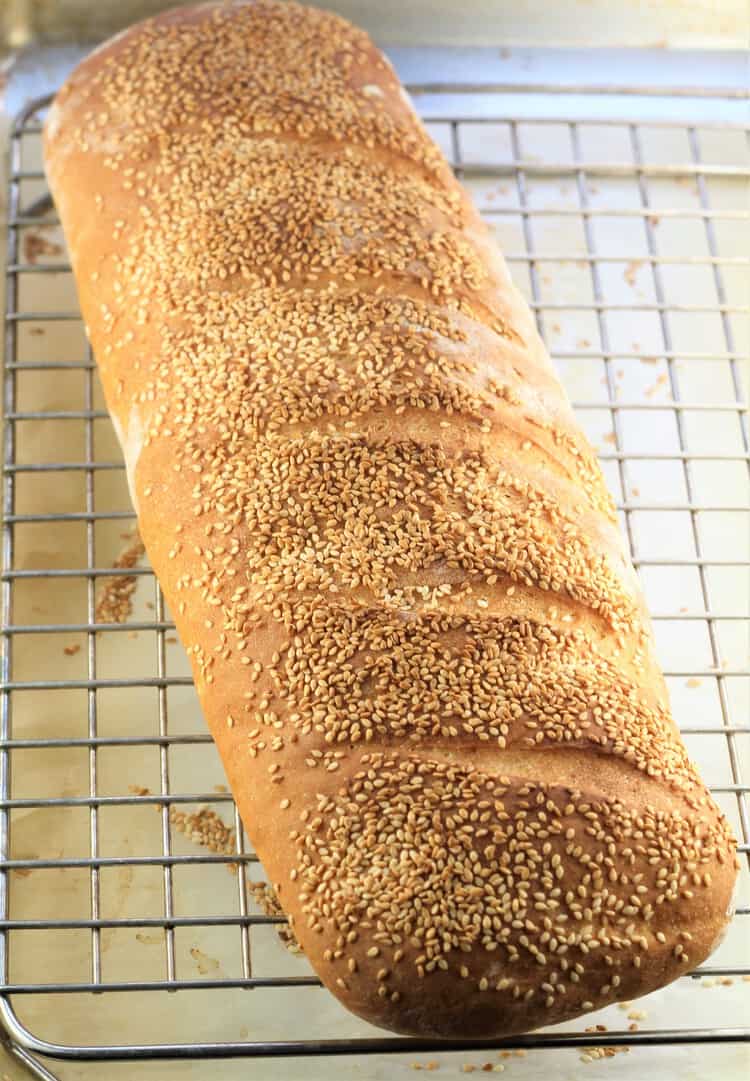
{"left": 0, "top": 91, "right": 748, "bottom": 1069}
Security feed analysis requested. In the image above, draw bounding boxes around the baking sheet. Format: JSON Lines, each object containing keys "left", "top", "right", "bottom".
{"left": 0, "top": 55, "right": 748, "bottom": 1081}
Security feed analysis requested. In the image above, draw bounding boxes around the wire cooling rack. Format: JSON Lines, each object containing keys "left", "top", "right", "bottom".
{"left": 1, "top": 64, "right": 749, "bottom": 1080}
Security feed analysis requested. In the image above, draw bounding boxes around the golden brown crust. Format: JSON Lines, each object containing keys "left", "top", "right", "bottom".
{"left": 44, "top": 0, "right": 737, "bottom": 1039}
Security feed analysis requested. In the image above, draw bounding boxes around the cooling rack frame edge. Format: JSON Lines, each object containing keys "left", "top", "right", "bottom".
{"left": 1, "top": 78, "right": 749, "bottom": 1073}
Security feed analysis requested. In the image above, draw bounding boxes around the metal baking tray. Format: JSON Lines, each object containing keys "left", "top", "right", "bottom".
{"left": 1, "top": 45, "right": 748, "bottom": 1081}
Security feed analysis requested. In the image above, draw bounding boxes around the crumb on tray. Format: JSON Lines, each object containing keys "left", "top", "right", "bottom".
{"left": 580, "top": 1047, "right": 630, "bottom": 1063}
{"left": 135, "top": 931, "right": 162, "bottom": 945}
{"left": 190, "top": 946, "right": 220, "bottom": 974}
{"left": 623, "top": 260, "right": 642, "bottom": 286}
{"left": 645, "top": 373, "right": 668, "bottom": 398}
{"left": 248, "top": 880, "right": 303, "bottom": 955}
{"left": 23, "top": 232, "right": 63, "bottom": 265}
{"left": 95, "top": 530, "right": 146, "bottom": 624}
{"left": 169, "top": 805, "right": 236, "bottom": 858}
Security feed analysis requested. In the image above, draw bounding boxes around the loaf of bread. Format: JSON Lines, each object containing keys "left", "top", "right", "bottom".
{"left": 44, "top": 0, "right": 737, "bottom": 1039}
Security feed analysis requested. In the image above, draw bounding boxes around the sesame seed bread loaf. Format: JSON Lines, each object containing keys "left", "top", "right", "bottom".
{"left": 44, "top": 0, "right": 737, "bottom": 1040}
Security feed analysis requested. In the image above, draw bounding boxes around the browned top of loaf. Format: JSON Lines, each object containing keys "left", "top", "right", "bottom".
{"left": 44, "top": 0, "right": 737, "bottom": 1039}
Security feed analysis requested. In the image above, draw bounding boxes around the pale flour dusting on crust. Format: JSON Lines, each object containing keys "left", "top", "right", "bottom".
{"left": 399, "top": 85, "right": 418, "bottom": 114}
{"left": 81, "top": 25, "right": 134, "bottom": 64}
{"left": 44, "top": 101, "right": 63, "bottom": 140}
{"left": 111, "top": 408, "right": 144, "bottom": 514}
